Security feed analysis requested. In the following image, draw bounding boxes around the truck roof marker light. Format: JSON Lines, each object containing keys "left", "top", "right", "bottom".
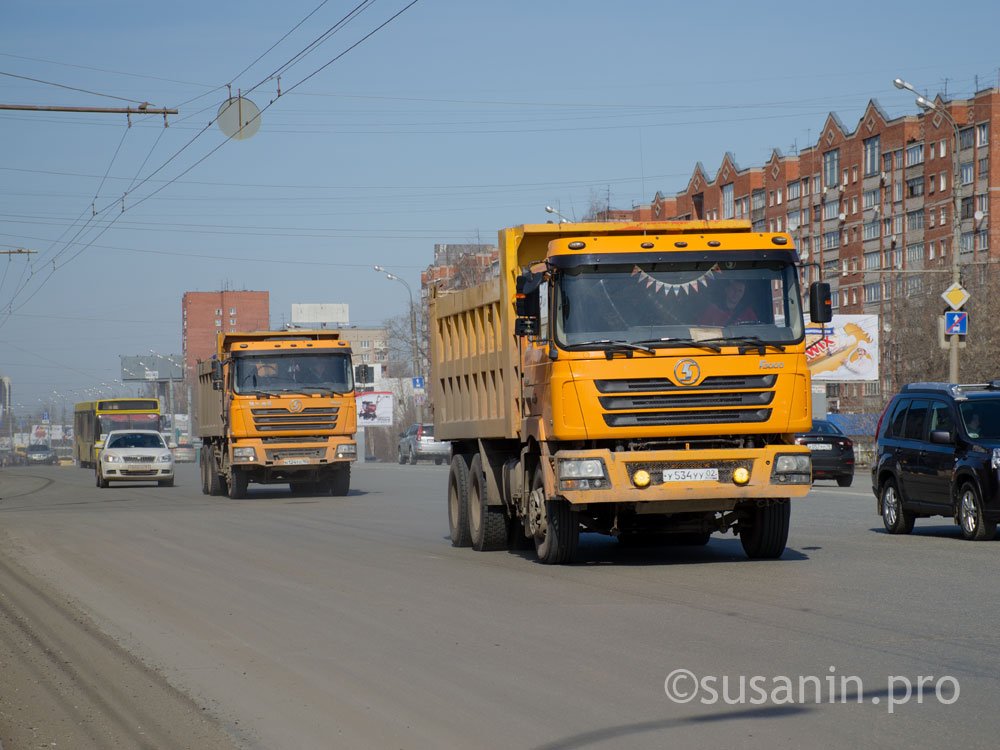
{"left": 674, "top": 241, "right": 688, "bottom": 248}
{"left": 239, "top": 344, "right": 248, "bottom": 348}
{"left": 568, "top": 241, "right": 586, "bottom": 250}
{"left": 772, "top": 236, "right": 789, "bottom": 246}
{"left": 641, "top": 242, "right": 654, "bottom": 249}
{"left": 707, "top": 240, "right": 722, "bottom": 247}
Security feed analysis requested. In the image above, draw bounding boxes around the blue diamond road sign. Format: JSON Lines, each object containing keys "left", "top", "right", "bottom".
{"left": 944, "top": 311, "right": 968, "bottom": 336}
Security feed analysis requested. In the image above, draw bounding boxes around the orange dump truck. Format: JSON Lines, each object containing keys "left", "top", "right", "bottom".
{"left": 431, "top": 221, "right": 831, "bottom": 563}
{"left": 197, "top": 331, "right": 357, "bottom": 498}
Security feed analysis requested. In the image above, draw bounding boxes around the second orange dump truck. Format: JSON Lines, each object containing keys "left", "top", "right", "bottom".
{"left": 431, "top": 221, "right": 831, "bottom": 563}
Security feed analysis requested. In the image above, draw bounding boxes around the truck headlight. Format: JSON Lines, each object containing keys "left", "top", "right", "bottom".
{"left": 336, "top": 444, "right": 357, "bottom": 458}
{"left": 558, "top": 458, "right": 608, "bottom": 490}
{"left": 233, "top": 447, "right": 257, "bottom": 462}
{"left": 771, "top": 453, "right": 811, "bottom": 484}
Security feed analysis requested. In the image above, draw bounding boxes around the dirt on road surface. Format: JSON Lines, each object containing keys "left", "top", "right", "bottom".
{"left": 0, "top": 476, "right": 240, "bottom": 750}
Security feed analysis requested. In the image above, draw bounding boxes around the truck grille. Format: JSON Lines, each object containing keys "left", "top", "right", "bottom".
{"left": 597, "top": 374, "right": 776, "bottom": 428}
{"left": 251, "top": 406, "right": 339, "bottom": 432}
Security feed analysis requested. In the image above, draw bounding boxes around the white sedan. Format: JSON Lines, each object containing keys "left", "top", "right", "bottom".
{"left": 97, "top": 430, "right": 175, "bottom": 488}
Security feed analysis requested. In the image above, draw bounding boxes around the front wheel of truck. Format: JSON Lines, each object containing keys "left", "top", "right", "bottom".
{"left": 227, "top": 468, "right": 248, "bottom": 499}
{"left": 531, "top": 470, "right": 579, "bottom": 565}
{"left": 448, "top": 454, "right": 473, "bottom": 547}
{"left": 738, "top": 500, "right": 790, "bottom": 560}
{"left": 329, "top": 466, "right": 350, "bottom": 497}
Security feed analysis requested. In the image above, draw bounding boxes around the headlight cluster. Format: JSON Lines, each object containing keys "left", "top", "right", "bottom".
{"left": 558, "top": 458, "right": 608, "bottom": 490}
{"left": 771, "top": 453, "right": 811, "bottom": 484}
{"left": 103, "top": 454, "right": 121, "bottom": 463}
{"left": 233, "top": 447, "right": 257, "bottom": 463}
{"left": 157, "top": 454, "right": 173, "bottom": 463}
{"left": 336, "top": 444, "right": 357, "bottom": 458}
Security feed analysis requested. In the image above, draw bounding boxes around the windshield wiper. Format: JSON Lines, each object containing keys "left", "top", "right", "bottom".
{"left": 695, "top": 336, "right": 787, "bottom": 354}
{"left": 279, "top": 386, "right": 349, "bottom": 396}
{"left": 561, "top": 339, "right": 655, "bottom": 358}
{"left": 632, "top": 337, "right": 722, "bottom": 352}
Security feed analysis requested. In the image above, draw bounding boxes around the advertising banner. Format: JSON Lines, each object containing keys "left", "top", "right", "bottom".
{"left": 355, "top": 391, "right": 394, "bottom": 427}
{"left": 806, "top": 315, "right": 880, "bottom": 382}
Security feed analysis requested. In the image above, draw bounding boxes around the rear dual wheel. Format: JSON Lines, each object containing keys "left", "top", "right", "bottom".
{"left": 468, "top": 455, "right": 507, "bottom": 552}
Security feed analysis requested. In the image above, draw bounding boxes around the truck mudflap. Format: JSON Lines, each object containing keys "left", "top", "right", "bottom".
{"left": 546, "top": 446, "right": 812, "bottom": 506}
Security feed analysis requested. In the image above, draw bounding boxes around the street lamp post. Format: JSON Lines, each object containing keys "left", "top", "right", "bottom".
{"left": 374, "top": 265, "right": 422, "bottom": 419}
{"left": 894, "top": 77, "right": 964, "bottom": 383}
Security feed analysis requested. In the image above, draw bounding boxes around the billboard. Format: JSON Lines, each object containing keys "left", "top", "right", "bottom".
{"left": 806, "top": 315, "right": 880, "bottom": 382}
{"left": 355, "top": 391, "right": 394, "bottom": 427}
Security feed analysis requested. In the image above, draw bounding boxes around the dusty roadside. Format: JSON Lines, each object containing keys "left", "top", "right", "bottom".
{"left": 0, "top": 474, "right": 242, "bottom": 750}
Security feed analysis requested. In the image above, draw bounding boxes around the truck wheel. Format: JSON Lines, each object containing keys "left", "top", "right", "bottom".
{"left": 206, "top": 452, "right": 224, "bottom": 496}
{"left": 329, "top": 466, "right": 350, "bottom": 497}
{"left": 468, "top": 454, "right": 507, "bottom": 551}
{"left": 531, "top": 470, "right": 579, "bottom": 565}
{"left": 227, "top": 468, "right": 248, "bottom": 499}
{"left": 738, "top": 500, "right": 790, "bottom": 559}
{"left": 448, "top": 454, "right": 473, "bottom": 547}
{"left": 200, "top": 453, "right": 210, "bottom": 495}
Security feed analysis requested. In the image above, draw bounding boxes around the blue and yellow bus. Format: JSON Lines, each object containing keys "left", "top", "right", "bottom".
{"left": 73, "top": 398, "right": 161, "bottom": 468}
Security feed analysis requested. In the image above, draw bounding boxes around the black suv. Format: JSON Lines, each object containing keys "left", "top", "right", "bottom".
{"left": 872, "top": 382, "right": 1000, "bottom": 541}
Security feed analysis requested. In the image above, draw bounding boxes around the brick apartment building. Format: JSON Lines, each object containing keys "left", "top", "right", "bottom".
{"left": 181, "top": 290, "right": 270, "bottom": 378}
{"left": 619, "top": 87, "right": 999, "bottom": 412}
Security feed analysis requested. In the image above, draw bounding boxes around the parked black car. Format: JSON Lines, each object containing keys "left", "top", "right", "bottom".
{"left": 794, "top": 419, "right": 855, "bottom": 486}
{"left": 24, "top": 443, "right": 59, "bottom": 465}
{"left": 871, "top": 381, "right": 1000, "bottom": 540}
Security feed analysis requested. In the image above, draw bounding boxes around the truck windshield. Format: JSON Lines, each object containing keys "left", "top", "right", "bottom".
{"left": 553, "top": 260, "right": 804, "bottom": 348}
{"left": 233, "top": 353, "right": 354, "bottom": 395}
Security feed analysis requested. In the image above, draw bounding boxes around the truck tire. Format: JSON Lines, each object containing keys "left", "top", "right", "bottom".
{"left": 531, "top": 470, "right": 579, "bottom": 565}
{"left": 329, "top": 466, "right": 350, "bottom": 497}
{"left": 227, "top": 468, "right": 248, "bottom": 499}
{"left": 468, "top": 454, "right": 507, "bottom": 551}
{"left": 200, "top": 453, "right": 210, "bottom": 495}
{"left": 448, "top": 454, "right": 473, "bottom": 547}
{"left": 205, "top": 451, "right": 225, "bottom": 496}
{"left": 738, "top": 500, "right": 790, "bottom": 559}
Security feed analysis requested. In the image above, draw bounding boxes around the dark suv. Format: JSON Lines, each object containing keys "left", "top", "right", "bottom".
{"left": 872, "top": 382, "right": 1000, "bottom": 541}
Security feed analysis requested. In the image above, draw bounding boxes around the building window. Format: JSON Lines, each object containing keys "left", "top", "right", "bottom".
{"left": 215, "top": 318, "right": 222, "bottom": 326}
{"left": 863, "top": 135, "right": 881, "bottom": 176}
{"left": 906, "top": 177, "right": 924, "bottom": 198}
{"left": 961, "top": 196, "right": 974, "bottom": 220}
{"left": 883, "top": 153, "right": 893, "bottom": 172}
{"left": 894, "top": 150, "right": 904, "bottom": 169}
{"left": 906, "top": 243, "right": 924, "bottom": 263}
{"left": 229, "top": 307, "right": 236, "bottom": 315}
{"left": 823, "top": 199, "right": 840, "bottom": 221}
{"left": 852, "top": 166, "right": 859, "bottom": 183}
{"left": 802, "top": 178, "right": 811, "bottom": 196}
{"left": 751, "top": 190, "right": 765, "bottom": 211}
{"left": 863, "top": 221, "right": 881, "bottom": 241}
{"left": 960, "top": 232, "right": 974, "bottom": 253}
{"left": 823, "top": 149, "right": 840, "bottom": 188}
{"left": 851, "top": 196, "right": 858, "bottom": 214}
{"left": 776, "top": 188, "right": 783, "bottom": 205}
{"left": 977, "top": 123, "right": 989, "bottom": 147}
{"left": 229, "top": 318, "right": 236, "bottom": 325}
{"left": 864, "top": 251, "right": 880, "bottom": 270}
{"left": 940, "top": 173, "right": 947, "bottom": 191}
{"left": 787, "top": 209, "right": 800, "bottom": 231}
{"left": 906, "top": 209, "right": 924, "bottom": 231}
{"left": 959, "top": 127, "right": 974, "bottom": 150}
{"left": 865, "top": 282, "right": 880, "bottom": 302}
{"left": 939, "top": 140, "right": 947, "bottom": 158}
{"left": 722, "top": 183, "right": 734, "bottom": 219}
{"left": 863, "top": 188, "right": 880, "bottom": 209}
{"left": 813, "top": 175, "right": 822, "bottom": 194}
{"left": 823, "top": 231, "right": 840, "bottom": 250}
{"left": 977, "top": 229, "right": 989, "bottom": 250}
{"left": 842, "top": 168, "right": 849, "bottom": 186}
{"left": 928, "top": 175, "right": 935, "bottom": 194}
{"left": 978, "top": 156, "right": 988, "bottom": 178}
{"left": 905, "top": 144, "right": 924, "bottom": 167}
{"left": 976, "top": 193, "right": 989, "bottom": 214}
{"left": 215, "top": 308, "right": 222, "bottom": 315}
{"left": 788, "top": 181, "right": 801, "bottom": 200}
{"left": 960, "top": 162, "right": 974, "bottom": 185}
{"left": 893, "top": 181, "right": 903, "bottom": 202}
{"left": 929, "top": 240, "right": 936, "bottom": 260}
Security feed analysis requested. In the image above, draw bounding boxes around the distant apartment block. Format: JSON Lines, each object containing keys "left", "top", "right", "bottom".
{"left": 182, "top": 290, "right": 270, "bottom": 377}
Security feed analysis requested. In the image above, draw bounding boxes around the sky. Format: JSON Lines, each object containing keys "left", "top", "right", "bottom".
{"left": 2, "top": 0, "right": 999, "bottom": 413}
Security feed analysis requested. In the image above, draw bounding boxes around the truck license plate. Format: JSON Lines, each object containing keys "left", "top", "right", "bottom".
{"left": 282, "top": 458, "right": 309, "bottom": 465}
{"left": 806, "top": 443, "right": 833, "bottom": 451}
{"left": 662, "top": 468, "right": 719, "bottom": 482}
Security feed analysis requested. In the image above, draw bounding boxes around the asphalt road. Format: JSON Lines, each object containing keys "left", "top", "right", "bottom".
{"left": 1, "top": 462, "right": 998, "bottom": 749}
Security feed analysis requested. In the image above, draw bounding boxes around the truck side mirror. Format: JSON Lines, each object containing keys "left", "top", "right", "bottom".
{"left": 809, "top": 282, "right": 832, "bottom": 324}
{"left": 212, "top": 360, "right": 224, "bottom": 390}
{"left": 515, "top": 271, "right": 542, "bottom": 336}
